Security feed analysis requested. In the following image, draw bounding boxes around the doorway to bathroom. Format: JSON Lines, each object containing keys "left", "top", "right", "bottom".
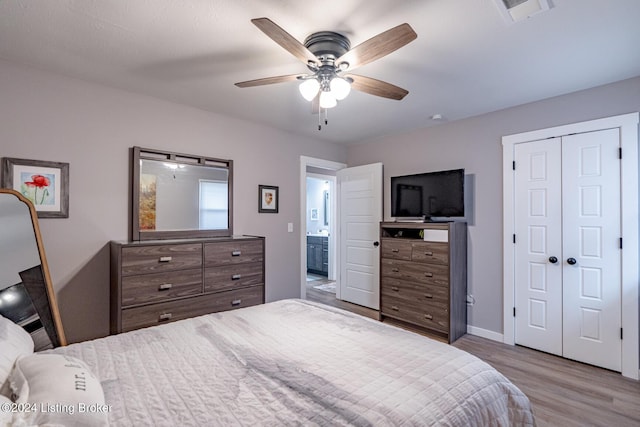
{"left": 300, "top": 156, "right": 383, "bottom": 312}
{"left": 305, "top": 172, "right": 337, "bottom": 296}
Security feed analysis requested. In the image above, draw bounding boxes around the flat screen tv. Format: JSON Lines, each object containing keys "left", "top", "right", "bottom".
{"left": 391, "top": 169, "right": 464, "bottom": 220}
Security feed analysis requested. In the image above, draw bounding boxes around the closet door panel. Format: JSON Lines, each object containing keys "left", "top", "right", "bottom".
{"left": 561, "top": 129, "right": 622, "bottom": 372}
{"left": 514, "top": 138, "right": 563, "bottom": 355}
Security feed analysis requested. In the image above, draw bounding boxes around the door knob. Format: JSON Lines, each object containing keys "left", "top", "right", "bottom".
{"left": 373, "top": 241, "right": 379, "bottom": 247}
{"left": 567, "top": 257, "right": 577, "bottom": 265}
{"left": 548, "top": 256, "right": 558, "bottom": 264}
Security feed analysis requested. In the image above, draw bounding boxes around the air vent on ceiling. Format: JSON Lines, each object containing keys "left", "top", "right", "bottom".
{"left": 494, "top": 0, "right": 552, "bottom": 23}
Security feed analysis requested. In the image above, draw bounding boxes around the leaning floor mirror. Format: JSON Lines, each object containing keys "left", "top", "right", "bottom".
{"left": 0, "top": 188, "right": 66, "bottom": 349}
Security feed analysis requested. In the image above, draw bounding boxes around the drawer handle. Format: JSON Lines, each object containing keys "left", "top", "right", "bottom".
{"left": 425, "top": 272, "right": 433, "bottom": 278}
{"left": 159, "top": 313, "right": 172, "bottom": 321}
{"left": 391, "top": 286, "right": 399, "bottom": 292}
{"left": 424, "top": 293, "right": 433, "bottom": 299}
{"left": 424, "top": 314, "right": 433, "bottom": 320}
{"left": 231, "top": 299, "right": 242, "bottom": 306}
{"left": 231, "top": 251, "right": 242, "bottom": 257}
{"left": 392, "top": 268, "right": 400, "bottom": 273}
{"left": 391, "top": 305, "right": 399, "bottom": 311}
{"left": 232, "top": 274, "right": 242, "bottom": 280}
{"left": 424, "top": 251, "right": 433, "bottom": 256}
{"left": 391, "top": 248, "right": 400, "bottom": 253}
{"left": 158, "top": 283, "right": 173, "bottom": 291}
{"left": 159, "top": 256, "right": 172, "bottom": 263}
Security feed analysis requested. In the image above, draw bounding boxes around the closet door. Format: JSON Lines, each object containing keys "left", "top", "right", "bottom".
{"left": 514, "top": 129, "right": 622, "bottom": 371}
{"left": 561, "top": 129, "right": 621, "bottom": 371}
{"left": 514, "top": 138, "right": 563, "bottom": 355}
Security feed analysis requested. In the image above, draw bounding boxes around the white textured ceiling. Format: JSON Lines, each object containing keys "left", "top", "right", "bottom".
{"left": 1, "top": 0, "right": 639, "bottom": 144}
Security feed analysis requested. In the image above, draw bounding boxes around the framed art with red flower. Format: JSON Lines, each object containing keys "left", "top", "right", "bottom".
{"left": 1, "top": 158, "right": 69, "bottom": 218}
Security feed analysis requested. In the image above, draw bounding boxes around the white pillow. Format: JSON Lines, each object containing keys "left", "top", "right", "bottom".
{"left": 0, "top": 314, "right": 34, "bottom": 397}
{"left": 9, "top": 353, "right": 108, "bottom": 427}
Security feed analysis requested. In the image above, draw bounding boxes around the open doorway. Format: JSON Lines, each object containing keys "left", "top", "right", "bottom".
{"left": 305, "top": 173, "right": 336, "bottom": 294}
{"left": 299, "top": 156, "right": 346, "bottom": 301}
{"left": 299, "top": 156, "right": 383, "bottom": 313}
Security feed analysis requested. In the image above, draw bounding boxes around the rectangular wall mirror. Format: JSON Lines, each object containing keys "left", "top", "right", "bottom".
{"left": 132, "top": 147, "right": 233, "bottom": 240}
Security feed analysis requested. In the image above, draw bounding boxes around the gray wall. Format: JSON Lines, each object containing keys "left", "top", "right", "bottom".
{"left": 347, "top": 76, "right": 640, "bottom": 336}
{"left": 0, "top": 59, "right": 347, "bottom": 343}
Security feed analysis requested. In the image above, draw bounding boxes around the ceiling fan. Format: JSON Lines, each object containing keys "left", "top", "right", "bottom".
{"left": 235, "top": 18, "right": 417, "bottom": 129}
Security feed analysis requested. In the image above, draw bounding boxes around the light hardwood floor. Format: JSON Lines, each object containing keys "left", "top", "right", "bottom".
{"left": 304, "top": 282, "right": 640, "bottom": 427}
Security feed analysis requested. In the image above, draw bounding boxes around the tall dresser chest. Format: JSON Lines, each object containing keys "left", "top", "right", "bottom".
{"left": 380, "top": 222, "right": 467, "bottom": 343}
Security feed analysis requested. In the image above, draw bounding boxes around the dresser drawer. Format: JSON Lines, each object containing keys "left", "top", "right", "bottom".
{"left": 121, "top": 286, "right": 264, "bottom": 332}
{"left": 381, "top": 277, "right": 449, "bottom": 306}
{"left": 381, "top": 294, "right": 449, "bottom": 333}
{"left": 121, "top": 243, "right": 202, "bottom": 276}
{"left": 121, "top": 268, "right": 202, "bottom": 307}
{"left": 381, "top": 258, "right": 449, "bottom": 287}
{"left": 206, "top": 286, "right": 264, "bottom": 314}
{"left": 411, "top": 242, "right": 449, "bottom": 265}
{"left": 381, "top": 239, "right": 412, "bottom": 261}
{"left": 204, "top": 240, "right": 263, "bottom": 266}
{"left": 204, "top": 262, "right": 263, "bottom": 293}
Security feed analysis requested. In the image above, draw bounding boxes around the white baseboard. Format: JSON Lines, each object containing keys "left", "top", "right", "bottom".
{"left": 467, "top": 325, "right": 504, "bottom": 343}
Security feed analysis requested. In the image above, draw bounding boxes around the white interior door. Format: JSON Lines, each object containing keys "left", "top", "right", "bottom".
{"left": 561, "top": 129, "right": 621, "bottom": 371}
{"left": 338, "top": 163, "right": 383, "bottom": 309}
{"left": 514, "top": 129, "right": 622, "bottom": 371}
{"left": 514, "top": 138, "right": 563, "bottom": 355}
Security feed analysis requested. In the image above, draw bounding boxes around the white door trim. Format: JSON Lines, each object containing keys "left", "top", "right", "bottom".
{"left": 300, "top": 156, "right": 347, "bottom": 300}
{"left": 502, "top": 112, "right": 639, "bottom": 379}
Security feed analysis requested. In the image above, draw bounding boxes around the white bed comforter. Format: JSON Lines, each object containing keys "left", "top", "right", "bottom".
{"left": 52, "top": 299, "right": 535, "bottom": 426}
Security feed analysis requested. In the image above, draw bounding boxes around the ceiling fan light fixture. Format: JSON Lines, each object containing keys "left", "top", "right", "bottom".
{"left": 237, "top": 18, "right": 417, "bottom": 129}
{"left": 319, "top": 90, "right": 337, "bottom": 109}
{"left": 330, "top": 77, "right": 351, "bottom": 100}
{"left": 299, "top": 78, "right": 320, "bottom": 101}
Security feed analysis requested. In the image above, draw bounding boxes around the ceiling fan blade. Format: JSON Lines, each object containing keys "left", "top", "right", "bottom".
{"left": 336, "top": 23, "right": 417, "bottom": 72}
{"left": 346, "top": 74, "right": 409, "bottom": 100}
{"left": 251, "top": 18, "right": 318, "bottom": 66}
{"left": 235, "top": 74, "right": 302, "bottom": 88}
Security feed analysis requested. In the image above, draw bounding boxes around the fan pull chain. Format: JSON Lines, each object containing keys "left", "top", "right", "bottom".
{"left": 318, "top": 108, "right": 329, "bottom": 131}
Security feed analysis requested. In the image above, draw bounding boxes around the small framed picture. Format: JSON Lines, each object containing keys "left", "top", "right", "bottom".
{"left": 310, "top": 208, "right": 319, "bottom": 221}
{"left": 1, "top": 157, "right": 70, "bottom": 218}
{"left": 258, "top": 185, "right": 279, "bottom": 213}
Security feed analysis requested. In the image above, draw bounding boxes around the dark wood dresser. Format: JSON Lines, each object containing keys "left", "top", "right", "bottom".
{"left": 110, "top": 236, "right": 264, "bottom": 334}
{"left": 380, "top": 222, "right": 467, "bottom": 343}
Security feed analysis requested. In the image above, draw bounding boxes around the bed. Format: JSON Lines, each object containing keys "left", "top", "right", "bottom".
{"left": 2, "top": 299, "right": 535, "bottom": 426}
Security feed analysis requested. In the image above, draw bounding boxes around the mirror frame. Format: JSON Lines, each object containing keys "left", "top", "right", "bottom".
{"left": 0, "top": 188, "right": 67, "bottom": 346}
{"left": 131, "top": 147, "right": 234, "bottom": 241}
